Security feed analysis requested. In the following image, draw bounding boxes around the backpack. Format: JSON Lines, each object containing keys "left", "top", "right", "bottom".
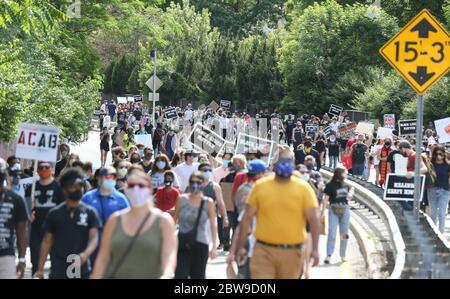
{"left": 352, "top": 143, "right": 367, "bottom": 164}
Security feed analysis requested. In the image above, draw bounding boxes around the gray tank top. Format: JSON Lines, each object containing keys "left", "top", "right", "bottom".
{"left": 178, "top": 195, "right": 210, "bottom": 245}
{"left": 203, "top": 182, "right": 216, "bottom": 202}
{"left": 106, "top": 213, "right": 162, "bottom": 279}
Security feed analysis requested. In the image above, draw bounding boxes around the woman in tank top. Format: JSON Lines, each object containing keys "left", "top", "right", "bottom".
{"left": 91, "top": 170, "right": 177, "bottom": 279}
{"left": 174, "top": 171, "right": 218, "bottom": 279}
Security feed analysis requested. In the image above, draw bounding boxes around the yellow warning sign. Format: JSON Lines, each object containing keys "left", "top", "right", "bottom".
{"left": 380, "top": 9, "right": 450, "bottom": 95}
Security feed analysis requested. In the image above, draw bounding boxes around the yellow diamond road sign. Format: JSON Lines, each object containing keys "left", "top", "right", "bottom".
{"left": 380, "top": 9, "right": 450, "bottom": 95}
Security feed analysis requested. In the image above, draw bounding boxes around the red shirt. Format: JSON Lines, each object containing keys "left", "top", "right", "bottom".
{"left": 232, "top": 172, "right": 249, "bottom": 194}
{"left": 155, "top": 187, "right": 180, "bottom": 212}
{"left": 406, "top": 152, "right": 416, "bottom": 172}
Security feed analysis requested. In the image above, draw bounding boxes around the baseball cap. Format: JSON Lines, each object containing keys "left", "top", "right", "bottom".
{"left": 59, "top": 168, "right": 84, "bottom": 188}
{"left": 247, "top": 159, "right": 267, "bottom": 175}
{"left": 98, "top": 166, "right": 117, "bottom": 177}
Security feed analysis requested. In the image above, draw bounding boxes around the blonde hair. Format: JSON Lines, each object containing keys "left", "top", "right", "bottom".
{"left": 232, "top": 154, "right": 247, "bottom": 169}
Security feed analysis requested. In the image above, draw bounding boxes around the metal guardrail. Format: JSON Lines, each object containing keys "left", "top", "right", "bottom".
{"left": 320, "top": 167, "right": 406, "bottom": 279}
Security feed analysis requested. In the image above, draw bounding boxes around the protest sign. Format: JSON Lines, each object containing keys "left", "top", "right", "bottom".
{"left": 383, "top": 174, "right": 425, "bottom": 202}
{"left": 305, "top": 124, "right": 319, "bottom": 139}
{"left": 164, "top": 107, "right": 178, "bottom": 120}
{"left": 208, "top": 100, "right": 220, "bottom": 111}
{"left": 134, "top": 95, "right": 143, "bottom": 102}
{"left": 220, "top": 100, "right": 232, "bottom": 111}
{"left": 356, "top": 122, "right": 375, "bottom": 136}
{"left": 135, "top": 134, "right": 152, "bottom": 147}
{"left": 16, "top": 123, "right": 60, "bottom": 162}
{"left": 384, "top": 114, "right": 396, "bottom": 130}
{"left": 188, "top": 123, "right": 226, "bottom": 157}
{"left": 377, "top": 127, "right": 394, "bottom": 138}
{"left": 323, "top": 126, "right": 332, "bottom": 138}
{"left": 398, "top": 119, "right": 417, "bottom": 136}
{"left": 235, "top": 133, "right": 275, "bottom": 164}
{"left": 127, "top": 96, "right": 135, "bottom": 102}
{"left": 338, "top": 122, "right": 357, "bottom": 139}
{"left": 117, "top": 97, "right": 127, "bottom": 104}
{"left": 434, "top": 117, "right": 450, "bottom": 144}
{"left": 328, "top": 104, "right": 343, "bottom": 116}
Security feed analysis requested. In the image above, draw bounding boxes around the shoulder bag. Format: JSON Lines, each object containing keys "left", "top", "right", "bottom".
{"left": 178, "top": 198, "right": 205, "bottom": 251}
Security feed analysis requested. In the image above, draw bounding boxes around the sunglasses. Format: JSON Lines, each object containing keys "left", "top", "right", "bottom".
{"left": 38, "top": 165, "right": 51, "bottom": 170}
{"left": 190, "top": 180, "right": 202, "bottom": 185}
{"left": 127, "top": 183, "right": 148, "bottom": 189}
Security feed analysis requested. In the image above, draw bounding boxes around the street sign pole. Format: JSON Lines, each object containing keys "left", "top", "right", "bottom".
{"left": 413, "top": 94, "right": 424, "bottom": 219}
{"left": 152, "top": 49, "right": 157, "bottom": 128}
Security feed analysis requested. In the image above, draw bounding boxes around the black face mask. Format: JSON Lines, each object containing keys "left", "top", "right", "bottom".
{"left": 385, "top": 142, "right": 391, "bottom": 147}
{"left": 67, "top": 189, "right": 83, "bottom": 201}
{"left": 131, "top": 158, "right": 141, "bottom": 164}
{"left": 164, "top": 180, "right": 173, "bottom": 187}
{"left": 144, "top": 154, "right": 152, "bottom": 161}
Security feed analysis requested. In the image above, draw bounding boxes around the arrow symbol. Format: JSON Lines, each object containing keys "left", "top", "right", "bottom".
{"left": 408, "top": 66, "right": 435, "bottom": 86}
{"left": 410, "top": 18, "right": 437, "bottom": 38}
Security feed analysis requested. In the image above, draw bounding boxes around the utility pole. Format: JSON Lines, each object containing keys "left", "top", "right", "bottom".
{"left": 151, "top": 48, "right": 157, "bottom": 127}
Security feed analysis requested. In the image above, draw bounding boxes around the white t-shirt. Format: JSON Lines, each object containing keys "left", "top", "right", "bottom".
{"left": 329, "top": 122, "right": 340, "bottom": 133}
{"left": 394, "top": 154, "right": 408, "bottom": 175}
{"left": 184, "top": 109, "right": 193, "bottom": 120}
{"left": 173, "top": 162, "right": 199, "bottom": 192}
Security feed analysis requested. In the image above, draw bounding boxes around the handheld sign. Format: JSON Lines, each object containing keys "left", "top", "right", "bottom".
{"left": 323, "top": 126, "right": 332, "bottom": 138}
{"left": 305, "top": 124, "right": 319, "bottom": 139}
{"left": 434, "top": 117, "right": 450, "bottom": 144}
{"left": 117, "top": 97, "right": 127, "bottom": 104}
{"left": 383, "top": 174, "right": 425, "bottom": 201}
{"left": 356, "top": 122, "right": 375, "bottom": 136}
{"left": 384, "top": 114, "right": 396, "bottom": 130}
{"left": 377, "top": 127, "right": 394, "bottom": 139}
{"left": 188, "top": 123, "right": 226, "bottom": 157}
{"left": 208, "top": 100, "right": 220, "bottom": 111}
{"left": 235, "top": 133, "right": 275, "bottom": 164}
{"left": 134, "top": 95, "right": 143, "bottom": 102}
{"left": 135, "top": 134, "right": 152, "bottom": 147}
{"left": 220, "top": 100, "right": 232, "bottom": 111}
{"left": 328, "top": 104, "right": 343, "bottom": 116}
{"left": 164, "top": 107, "right": 178, "bottom": 120}
{"left": 398, "top": 119, "right": 417, "bottom": 136}
{"left": 379, "top": 9, "right": 450, "bottom": 95}
{"left": 338, "top": 122, "right": 357, "bottom": 139}
{"left": 16, "top": 123, "right": 60, "bottom": 162}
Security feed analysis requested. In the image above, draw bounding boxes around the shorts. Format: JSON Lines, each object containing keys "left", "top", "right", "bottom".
{"left": 352, "top": 163, "right": 365, "bottom": 176}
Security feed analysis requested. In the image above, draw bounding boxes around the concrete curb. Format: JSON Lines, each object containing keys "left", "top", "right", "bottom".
{"left": 350, "top": 215, "right": 377, "bottom": 279}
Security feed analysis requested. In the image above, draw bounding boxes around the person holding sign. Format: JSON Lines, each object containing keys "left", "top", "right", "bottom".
{"left": 0, "top": 158, "right": 28, "bottom": 279}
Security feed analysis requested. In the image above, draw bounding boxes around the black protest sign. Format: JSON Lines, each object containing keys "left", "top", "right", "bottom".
{"left": 328, "top": 104, "right": 343, "bottom": 116}
{"left": 324, "top": 126, "right": 332, "bottom": 138}
{"left": 398, "top": 119, "right": 417, "bottom": 136}
{"left": 134, "top": 95, "right": 143, "bottom": 102}
{"left": 305, "top": 124, "right": 318, "bottom": 139}
{"left": 220, "top": 100, "right": 232, "bottom": 110}
{"left": 188, "top": 123, "right": 226, "bottom": 157}
{"left": 383, "top": 174, "right": 425, "bottom": 201}
{"left": 164, "top": 108, "right": 178, "bottom": 120}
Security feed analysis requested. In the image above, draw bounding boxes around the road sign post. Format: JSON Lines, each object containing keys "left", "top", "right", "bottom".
{"left": 152, "top": 50, "right": 157, "bottom": 127}
{"left": 380, "top": 9, "right": 450, "bottom": 219}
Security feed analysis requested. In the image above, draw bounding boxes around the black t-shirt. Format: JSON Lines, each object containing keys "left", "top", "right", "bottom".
{"left": 387, "top": 150, "right": 399, "bottom": 173}
{"left": 133, "top": 109, "right": 142, "bottom": 121}
{"left": 139, "top": 161, "right": 153, "bottom": 173}
{"left": 0, "top": 190, "right": 28, "bottom": 256}
{"left": 285, "top": 119, "right": 295, "bottom": 131}
{"left": 55, "top": 159, "right": 67, "bottom": 178}
{"left": 25, "top": 181, "right": 65, "bottom": 229}
{"left": 43, "top": 202, "right": 99, "bottom": 279}
{"left": 352, "top": 143, "right": 368, "bottom": 164}
{"left": 324, "top": 181, "right": 350, "bottom": 204}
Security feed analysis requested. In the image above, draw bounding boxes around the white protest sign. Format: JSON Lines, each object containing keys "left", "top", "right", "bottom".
{"left": 235, "top": 133, "right": 275, "bottom": 164}
{"left": 117, "top": 97, "right": 127, "bottom": 104}
{"left": 188, "top": 123, "right": 226, "bottom": 157}
{"left": 127, "top": 96, "right": 135, "bottom": 102}
{"left": 12, "top": 177, "right": 36, "bottom": 200}
{"left": 434, "top": 117, "right": 450, "bottom": 144}
{"left": 16, "top": 123, "right": 60, "bottom": 162}
{"left": 377, "top": 127, "right": 393, "bottom": 139}
{"left": 356, "top": 122, "right": 375, "bottom": 136}
{"left": 135, "top": 134, "right": 152, "bottom": 147}
{"left": 383, "top": 114, "right": 396, "bottom": 130}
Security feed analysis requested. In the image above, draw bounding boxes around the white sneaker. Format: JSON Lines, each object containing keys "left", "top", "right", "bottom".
{"left": 324, "top": 256, "right": 331, "bottom": 264}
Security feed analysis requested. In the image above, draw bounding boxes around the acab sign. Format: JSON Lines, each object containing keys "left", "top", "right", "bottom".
{"left": 15, "top": 123, "right": 60, "bottom": 162}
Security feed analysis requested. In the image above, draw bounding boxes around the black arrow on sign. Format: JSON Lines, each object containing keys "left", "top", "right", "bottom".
{"left": 408, "top": 66, "right": 435, "bottom": 86}
{"left": 410, "top": 18, "right": 437, "bottom": 38}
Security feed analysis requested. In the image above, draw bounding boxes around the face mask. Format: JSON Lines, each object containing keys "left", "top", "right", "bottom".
{"left": 385, "top": 142, "right": 391, "bottom": 147}
{"left": 189, "top": 183, "right": 203, "bottom": 193}
{"left": 144, "top": 154, "right": 152, "bottom": 161}
{"left": 275, "top": 160, "right": 294, "bottom": 178}
{"left": 67, "top": 189, "right": 83, "bottom": 201}
{"left": 330, "top": 136, "right": 336, "bottom": 142}
{"left": 202, "top": 171, "right": 212, "bottom": 180}
{"left": 223, "top": 160, "right": 230, "bottom": 168}
{"left": 301, "top": 173, "right": 310, "bottom": 182}
{"left": 102, "top": 179, "right": 116, "bottom": 190}
{"left": 131, "top": 158, "right": 140, "bottom": 164}
{"left": 117, "top": 168, "right": 128, "bottom": 179}
{"left": 139, "top": 149, "right": 144, "bottom": 156}
{"left": 164, "top": 180, "right": 173, "bottom": 187}
{"left": 306, "top": 164, "right": 314, "bottom": 171}
{"left": 125, "top": 186, "right": 151, "bottom": 207}
{"left": 156, "top": 161, "right": 166, "bottom": 170}
{"left": 38, "top": 168, "right": 52, "bottom": 179}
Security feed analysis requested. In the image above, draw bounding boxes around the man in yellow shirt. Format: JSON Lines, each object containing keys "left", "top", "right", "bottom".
{"left": 236, "top": 150, "right": 320, "bottom": 279}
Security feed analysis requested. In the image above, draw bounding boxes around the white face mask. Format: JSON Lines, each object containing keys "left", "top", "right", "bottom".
{"left": 125, "top": 186, "right": 151, "bottom": 208}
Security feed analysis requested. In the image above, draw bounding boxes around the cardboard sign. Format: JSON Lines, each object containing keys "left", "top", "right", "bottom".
{"left": 188, "top": 123, "right": 226, "bottom": 157}
{"left": 208, "top": 100, "right": 220, "bottom": 111}
{"left": 383, "top": 174, "right": 425, "bottom": 201}
{"left": 338, "top": 122, "right": 357, "bottom": 139}
{"left": 235, "top": 133, "right": 275, "bottom": 164}
{"left": 135, "top": 134, "right": 152, "bottom": 147}
{"left": 377, "top": 127, "right": 394, "bottom": 138}
{"left": 398, "top": 119, "right": 417, "bottom": 136}
{"left": 164, "top": 108, "right": 178, "bottom": 120}
{"left": 434, "top": 117, "right": 450, "bottom": 144}
{"left": 356, "top": 122, "right": 375, "bottom": 136}
{"left": 220, "top": 100, "right": 232, "bottom": 110}
{"left": 328, "top": 104, "right": 343, "bottom": 116}
{"left": 384, "top": 114, "right": 396, "bottom": 130}
{"left": 117, "top": 97, "right": 127, "bottom": 104}
{"left": 16, "top": 123, "right": 60, "bottom": 162}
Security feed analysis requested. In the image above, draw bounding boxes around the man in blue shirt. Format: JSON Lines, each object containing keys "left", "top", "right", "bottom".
{"left": 107, "top": 100, "right": 117, "bottom": 122}
{"left": 82, "top": 166, "right": 129, "bottom": 264}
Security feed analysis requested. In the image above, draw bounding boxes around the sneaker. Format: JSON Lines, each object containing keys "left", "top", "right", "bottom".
{"left": 217, "top": 244, "right": 223, "bottom": 250}
{"left": 324, "top": 256, "right": 331, "bottom": 264}
{"left": 341, "top": 257, "right": 347, "bottom": 263}
{"left": 223, "top": 243, "right": 231, "bottom": 252}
